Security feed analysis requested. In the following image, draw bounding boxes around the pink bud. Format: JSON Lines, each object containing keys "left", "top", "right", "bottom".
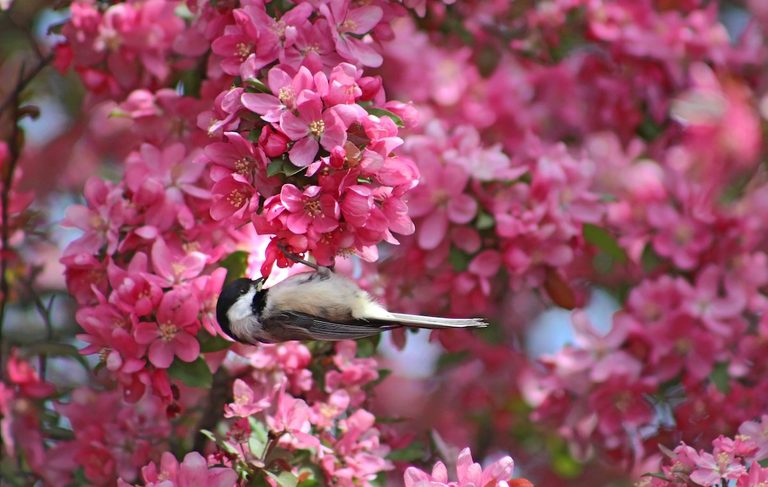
{"left": 260, "top": 127, "right": 290, "bottom": 158}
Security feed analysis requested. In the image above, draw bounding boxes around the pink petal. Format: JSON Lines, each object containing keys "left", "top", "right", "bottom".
{"left": 289, "top": 136, "right": 319, "bottom": 167}
{"left": 279, "top": 111, "right": 309, "bottom": 140}
{"left": 174, "top": 333, "right": 201, "bottom": 363}
{"left": 280, "top": 184, "right": 306, "bottom": 212}
{"left": 149, "top": 340, "right": 175, "bottom": 369}
{"left": 134, "top": 322, "right": 159, "bottom": 345}
{"left": 241, "top": 93, "right": 281, "bottom": 116}
{"left": 287, "top": 213, "right": 310, "bottom": 234}
{"left": 345, "top": 6, "right": 383, "bottom": 34}
{"left": 447, "top": 193, "right": 478, "bottom": 224}
{"left": 417, "top": 210, "right": 448, "bottom": 250}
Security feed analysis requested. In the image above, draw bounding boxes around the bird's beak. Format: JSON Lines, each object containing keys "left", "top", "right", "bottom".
{"left": 252, "top": 278, "right": 265, "bottom": 291}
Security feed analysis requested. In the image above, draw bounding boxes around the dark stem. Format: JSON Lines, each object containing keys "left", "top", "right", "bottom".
{"left": 192, "top": 367, "right": 232, "bottom": 452}
{"left": 0, "top": 41, "right": 52, "bottom": 379}
{"left": 20, "top": 276, "right": 55, "bottom": 380}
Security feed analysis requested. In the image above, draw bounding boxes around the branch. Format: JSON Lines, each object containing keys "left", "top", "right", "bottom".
{"left": 0, "top": 39, "right": 53, "bottom": 379}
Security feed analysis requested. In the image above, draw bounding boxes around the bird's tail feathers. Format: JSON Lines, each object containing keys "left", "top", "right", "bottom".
{"left": 384, "top": 312, "right": 488, "bottom": 329}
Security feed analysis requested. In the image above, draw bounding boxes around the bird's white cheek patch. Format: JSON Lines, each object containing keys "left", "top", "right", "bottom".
{"left": 227, "top": 290, "right": 255, "bottom": 323}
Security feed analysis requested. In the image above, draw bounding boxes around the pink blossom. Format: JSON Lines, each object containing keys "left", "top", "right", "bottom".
{"left": 136, "top": 451, "right": 237, "bottom": 487}
{"left": 320, "top": 0, "right": 384, "bottom": 67}
{"left": 276, "top": 184, "right": 340, "bottom": 234}
{"left": 279, "top": 96, "right": 347, "bottom": 167}
{"left": 134, "top": 289, "right": 201, "bottom": 369}
{"left": 241, "top": 66, "right": 313, "bottom": 123}
{"left": 408, "top": 159, "right": 477, "bottom": 250}
{"left": 404, "top": 447, "right": 515, "bottom": 487}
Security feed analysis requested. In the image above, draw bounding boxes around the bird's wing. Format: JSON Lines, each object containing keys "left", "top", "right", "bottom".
{"left": 262, "top": 312, "right": 399, "bottom": 341}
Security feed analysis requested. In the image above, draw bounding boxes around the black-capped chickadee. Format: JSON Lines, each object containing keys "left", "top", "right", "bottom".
{"left": 215, "top": 260, "right": 488, "bottom": 344}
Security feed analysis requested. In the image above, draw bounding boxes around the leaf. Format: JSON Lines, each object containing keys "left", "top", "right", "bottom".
{"left": 282, "top": 161, "right": 306, "bottom": 177}
{"left": 220, "top": 250, "right": 249, "bottom": 283}
{"left": 448, "top": 247, "right": 471, "bottom": 272}
{"left": 641, "top": 245, "right": 662, "bottom": 273}
{"left": 246, "top": 78, "right": 271, "bottom": 93}
{"left": 364, "top": 107, "right": 404, "bottom": 128}
{"left": 582, "top": 224, "right": 627, "bottom": 263}
{"left": 168, "top": 357, "right": 213, "bottom": 389}
{"left": 387, "top": 442, "right": 425, "bottom": 462}
{"left": 267, "top": 158, "right": 306, "bottom": 178}
{"left": 248, "top": 418, "right": 269, "bottom": 457}
{"left": 709, "top": 362, "right": 730, "bottom": 394}
{"left": 266, "top": 471, "right": 299, "bottom": 487}
{"left": 267, "top": 158, "right": 286, "bottom": 177}
{"left": 475, "top": 211, "right": 495, "bottom": 230}
{"left": 198, "top": 331, "right": 232, "bottom": 353}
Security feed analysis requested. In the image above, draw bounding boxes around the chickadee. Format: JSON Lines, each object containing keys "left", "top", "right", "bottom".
{"left": 216, "top": 263, "right": 488, "bottom": 344}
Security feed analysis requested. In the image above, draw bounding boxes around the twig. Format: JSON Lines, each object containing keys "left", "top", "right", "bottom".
{"left": 0, "top": 53, "right": 53, "bottom": 116}
{"left": 0, "top": 35, "right": 52, "bottom": 378}
{"left": 0, "top": 64, "right": 26, "bottom": 380}
{"left": 20, "top": 276, "right": 56, "bottom": 379}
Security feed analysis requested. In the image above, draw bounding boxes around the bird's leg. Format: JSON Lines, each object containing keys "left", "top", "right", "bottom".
{"left": 277, "top": 242, "right": 324, "bottom": 271}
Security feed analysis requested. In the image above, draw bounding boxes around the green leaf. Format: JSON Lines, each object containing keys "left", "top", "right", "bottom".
{"left": 198, "top": 330, "right": 232, "bottom": 353}
{"left": 220, "top": 250, "right": 249, "bottom": 283}
{"left": 297, "top": 479, "right": 320, "bottom": 487}
{"left": 248, "top": 418, "right": 269, "bottom": 457}
{"left": 475, "top": 211, "right": 495, "bottom": 230}
{"left": 364, "top": 107, "right": 404, "bottom": 128}
{"left": 282, "top": 161, "right": 306, "bottom": 176}
{"left": 641, "top": 245, "right": 662, "bottom": 273}
{"left": 267, "top": 158, "right": 286, "bottom": 177}
{"left": 387, "top": 442, "right": 425, "bottom": 462}
{"left": 267, "top": 158, "right": 307, "bottom": 178}
{"left": 709, "top": 362, "right": 730, "bottom": 394}
{"left": 266, "top": 471, "right": 299, "bottom": 487}
{"left": 245, "top": 78, "right": 271, "bottom": 93}
{"left": 448, "top": 247, "right": 471, "bottom": 272}
{"left": 168, "top": 357, "right": 213, "bottom": 389}
{"left": 582, "top": 224, "right": 627, "bottom": 263}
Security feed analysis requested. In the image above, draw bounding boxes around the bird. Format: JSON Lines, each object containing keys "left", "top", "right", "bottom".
{"left": 215, "top": 252, "right": 488, "bottom": 344}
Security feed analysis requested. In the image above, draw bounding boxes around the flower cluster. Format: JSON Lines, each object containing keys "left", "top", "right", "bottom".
{"left": 62, "top": 140, "right": 244, "bottom": 403}
{"left": 404, "top": 448, "right": 519, "bottom": 487}
{"left": 642, "top": 415, "right": 768, "bottom": 486}
{"left": 59, "top": 0, "right": 188, "bottom": 96}
{"left": 204, "top": 62, "right": 419, "bottom": 272}
{"left": 210, "top": 341, "right": 391, "bottom": 485}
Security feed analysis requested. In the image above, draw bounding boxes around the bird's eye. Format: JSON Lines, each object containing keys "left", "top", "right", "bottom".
{"left": 240, "top": 288, "right": 248, "bottom": 294}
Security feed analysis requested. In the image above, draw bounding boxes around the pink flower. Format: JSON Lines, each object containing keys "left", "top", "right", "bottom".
{"left": 204, "top": 132, "right": 264, "bottom": 182}
{"left": 277, "top": 184, "right": 340, "bottom": 234}
{"left": 210, "top": 174, "right": 255, "bottom": 221}
{"left": 224, "top": 379, "right": 274, "bottom": 418}
{"left": 279, "top": 96, "right": 347, "bottom": 167}
{"left": 320, "top": 0, "right": 384, "bottom": 67}
{"left": 648, "top": 204, "right": 712, "bottom": 270}
{"left": 690, "top": 450, "right": 746, "bottom": 485}
{"left": 408, "top": 160, "right": 477, "bottom": 250}
{"left": 404, "top": 447, "right": 515, "bottom": 487}
{"left": 241, "top": 66, "right": 313, "bottom": 123}
{"left": 137, "top": 451, "right": 238, "bottom": 487}
{"left": 134, "top": 289, "right": 200, "bottom": 369}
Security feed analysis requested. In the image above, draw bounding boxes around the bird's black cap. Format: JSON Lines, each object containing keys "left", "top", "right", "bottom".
{"left": 216, "top": 278, "right": 257, "bottom": 341}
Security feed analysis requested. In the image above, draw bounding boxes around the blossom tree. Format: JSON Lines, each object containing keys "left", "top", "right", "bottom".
{"left": 2, "top": 0, "right": 768, "bottom": 486}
